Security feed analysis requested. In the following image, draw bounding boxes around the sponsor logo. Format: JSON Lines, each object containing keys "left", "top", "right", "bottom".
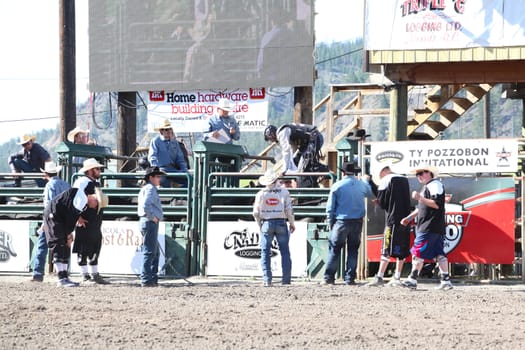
{"left": 223, "top": 228, "right": 279, "bottom": 259}
{"left": 496, "top": 147, "right": 511, "bottom": 167}
{"left": 444, "top": 203, "right": 472, "bottom": 254}
{"left": 375, "top": 151, "right": 403, "bottom": 163}
{"left": 0, "top": 230, "right": 17, "bottom": 262}
{"left": 249, "top": 88, "right": 265, "bottom": 99}
{"left": 149, "top": 90, "right": 165, "bottom": 102}
{"left": 265, "top": 197, "right": 279, "bottom": 206}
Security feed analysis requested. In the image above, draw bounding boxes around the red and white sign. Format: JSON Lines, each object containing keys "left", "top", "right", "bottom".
{"left": 365, "top": 0, "right": 525, "bottom": 50}
{"left": 147, "top": 89, "right": 269, "bottom": 133}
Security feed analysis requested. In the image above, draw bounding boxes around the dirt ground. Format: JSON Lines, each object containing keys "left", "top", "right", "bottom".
{"left": 1, "top": 274, "right": 524, "bottom": 350}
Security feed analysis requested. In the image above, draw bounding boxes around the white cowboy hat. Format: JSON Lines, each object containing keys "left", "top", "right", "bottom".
{"left": 411, "top": 165, "right": 439, "bottom": 178}
{"left": 258, "top": 170, "right": 279, "bottom": 186}
{"left": 79, "top": 158, "right": 104, "bottom": 173}
{"left": 154, "top": 119, "right": 173, "bottom": 131}
{"left": 40, "top": 161, "right": 63, "bottom": 174}
{"left": 67, "top": 126, "right": 87, "bottom": 143}
{"left": 217, "top": 98, "right": 232, "bottom": 112}
{"left": 94, "top": 187, "right": 109, "bottom": 214}
{"left": 372, "top": 161, "right": 398, "bottom": 184}
{"left": 17, "top": 134, "right": 36, "bottom": 145}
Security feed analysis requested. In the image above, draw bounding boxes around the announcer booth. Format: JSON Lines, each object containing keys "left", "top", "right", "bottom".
{"left": 367, "top": 138, "right": 521, "bottom": 279}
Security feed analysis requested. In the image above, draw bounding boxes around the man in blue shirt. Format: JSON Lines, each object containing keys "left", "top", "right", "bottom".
{"left": 324, "top": 162, "right": 374, "bottom": 285}
{"left": 203, "top": 98, "right": 240, "bottom": 144}
{"left": 148, "top": 119, "right": 188, "bottom": 188}
{"left": 138, "top": 167, "right": 166, "bottom": 287}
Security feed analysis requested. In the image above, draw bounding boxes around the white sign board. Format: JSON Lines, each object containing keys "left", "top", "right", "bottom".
{"left": 365, "top": 0, "right": 525, "bottom": 50}
{"left": 147, "top": 89, "right": 269, "bottom": 133}
{"left": 70, "top": 221, "right": 165, "bottom": 275}
{"left": 0, "top": 221, "right": 30, "bottom": 272}
{"left": 206, "top": 221, "right": 308, "bottom": 278}
{"left": 370, "top": 139, "right": 518, "bottom": 177}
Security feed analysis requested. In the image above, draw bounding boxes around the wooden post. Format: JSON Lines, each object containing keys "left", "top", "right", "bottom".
{"left": 117, "top": 92, "right": 137, "bottom": 185}
{"left": 293, "top": 86, "right": 313, "bottom": 124}
{"left": 389, "top": 85, "right": 408, "bottom": 141}
{"left": 59, "top": 0, "right": 76, "bottom": 141}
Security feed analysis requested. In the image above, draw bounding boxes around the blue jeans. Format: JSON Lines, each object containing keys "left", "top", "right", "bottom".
{"left": 33, "top": 230, "right": 48, "bottom": 277}
{"left": 13, "top": 159, "right": 46, "bottom": 187}
{"left": 324, "top": 219, "right": 363, "bottom": 283}
{"left": 260, "top": 219, "right": 291, "bottom": 283}
{"left": 140, "top": 218, "right": 159, "bottom": 285}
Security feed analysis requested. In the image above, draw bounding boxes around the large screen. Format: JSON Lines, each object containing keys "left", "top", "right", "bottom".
{"left": 89, "top": 0, "right": 314, "bottom": 92}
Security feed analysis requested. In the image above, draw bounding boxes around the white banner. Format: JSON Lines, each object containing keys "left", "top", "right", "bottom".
{"left": 365, "top": 0, "right": 525, "bottom": 50}
{"left": 70, "top": 221, "right": 165, "bottom": 275}
{"left": 0, "top": 221, "right": 30, "bottom": 272}
{"left": 370, "top": 139, "right": 518, "bottom": 177}
{"left": 147, "top": 88, "right": 269, "bottom": 133}
{"left": 206, "top": 221, "right": 308, "bottom": 278}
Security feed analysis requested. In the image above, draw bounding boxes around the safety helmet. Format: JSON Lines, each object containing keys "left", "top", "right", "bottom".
{"left": 264, "top": 125, "right": 277, "bottom": 141}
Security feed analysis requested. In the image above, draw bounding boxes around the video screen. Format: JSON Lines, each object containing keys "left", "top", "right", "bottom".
{"left": 89, "top": 0, "right": 314, "bottom": 91}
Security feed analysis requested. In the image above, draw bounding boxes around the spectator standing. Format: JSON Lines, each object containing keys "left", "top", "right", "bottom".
{"left": 324, "top": 162, "right": 374, "bottom": 285}
{"left": 72, "top": 158, "right": 109, "bottom": 284}
{"left": 8, "top": 134, "right": 51, "bottom": 187}
{"left": 401, "top": 166, "right": 453, "bottom": 290}
{"left": 148, "top": 119, "right": 188, "bottom": 188}
{"left": 252, "top": 170, "right": 295, "bottom": 287}
{"left": 30, "top": 161, "right": 71, "bottom": 282}
{"left": 366, "top": 164, "right": 411, "bottom": 287}
{"left": 137, "top": 167, "right": 166, "bottom": 287}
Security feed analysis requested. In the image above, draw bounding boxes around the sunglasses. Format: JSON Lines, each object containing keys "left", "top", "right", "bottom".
{"left": 416, "top": 170, "right": 429, "bottom": 176}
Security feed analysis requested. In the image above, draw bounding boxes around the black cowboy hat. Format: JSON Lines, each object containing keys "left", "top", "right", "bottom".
{"left": 339, "top": 161, "right": 361, "bottom": 175}
{"left": 144, "top": 166, "right": 166, "bottom": 180}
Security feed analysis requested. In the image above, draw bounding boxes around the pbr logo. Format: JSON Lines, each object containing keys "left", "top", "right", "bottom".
{"left": 223, "top": 228, "right": 279, "bottom": 259}
{"left": 444, "top": 203, "right": 472, "bottom": 254}
{"left": 0, "top": 230, "right": 17, "bottom": 262}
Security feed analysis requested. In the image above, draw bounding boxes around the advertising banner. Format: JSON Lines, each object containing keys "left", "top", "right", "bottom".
{"left": 365, "top": 0, "right": 525, "bottom": 50}
{"left": 70, "top": 221, "right": 165, "bottom": 275}
{"left": 367, "top": 177, "right": 515, "bottom": 264}
{"left": 206, "top": 221, "right": 307, "bottom": 277}
{"left": 147, "top": 88, "right": 268, "bottom": 133}
{"left": 370, "top": 138, "right": 518, "bottom": 176}
{"left": 0, "top": 221, "right": 30, "bottom": 272}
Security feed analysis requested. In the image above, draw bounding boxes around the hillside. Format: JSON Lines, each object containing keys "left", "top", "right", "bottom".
{"left": 0, "top": 39, "right": 521, "bottom": 172}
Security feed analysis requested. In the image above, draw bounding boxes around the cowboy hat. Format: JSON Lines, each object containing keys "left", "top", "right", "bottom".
{"left": 372, "top": 161, "right": 398, "bottom": 184}
{"left": 144, "top": 166, "right": 167, "bottom": 181}
{"left": 17, "top": 134, "right": 36, "bottom": 145}
{"left": 258, "top": 169, "right": 279, "bottom": 186}
{"left": 154, "top": 119, "right": 173, "bottom": 131}
{"left": 217, "top": 98, "right": 232, "bottom": 112}
{"left": 412, "top": 165, "right": 439, "bottom": 178}
{"left": 94, "top": 187, "right": 109, "bottom": 214}
{"left": 339, "top": 161, "right": 361, "bottom": 175}
{"left": 79, "top": 158, "right": 104, "bottom": 173}
{"left": 67, "top": 126, "right": 87, "bottom": 143}
{"left": 40, "top": 161, "right": 63, "bottom": 174}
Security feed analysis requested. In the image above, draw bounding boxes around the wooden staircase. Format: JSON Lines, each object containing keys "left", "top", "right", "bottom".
{"left": 408, "top": 84, "right": 493, "bottom": 139}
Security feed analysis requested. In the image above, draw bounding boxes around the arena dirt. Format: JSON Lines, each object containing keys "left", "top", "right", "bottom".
{"left": 1, "top": 275, "right": 524, "bottom": 349}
